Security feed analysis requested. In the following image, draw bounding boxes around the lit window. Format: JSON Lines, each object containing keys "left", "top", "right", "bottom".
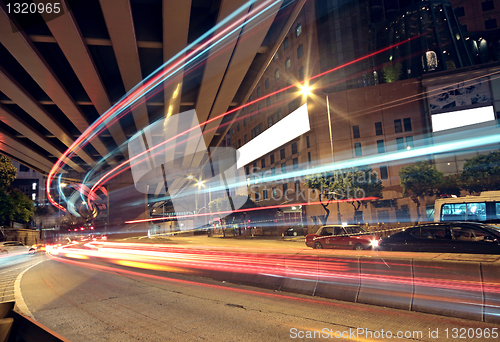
{"left": 293, "top": 158, "right": 298, "bottom": 170}
{"left": 32, "top": 193, "right": 36, "bottom": 200}
{"left": 285, "top": 58, "right": 291, "bottom": 69}
{"left": 275, "top": 69, "right": 280, "bottom": 80}
{"left": 295, "top": 23, "right": 302, "bottom": 37}
{"left": 354, "top": 143, "right": 362, "bottom": 156}
{"left": 32, "top": 182, "right": 37, "bottom": 190}
{"left": 284, "top": 37, "right": 289, "bottom": 50}
{"left": 377, "top": 140, "right": 385, "bottom": 154}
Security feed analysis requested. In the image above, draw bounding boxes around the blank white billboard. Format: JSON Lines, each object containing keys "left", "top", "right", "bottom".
{"left": 431, "top": 106, "right": 495, "bottom": 132}
{"left": 237, "top": 103, "right": 310, "bottom": 169}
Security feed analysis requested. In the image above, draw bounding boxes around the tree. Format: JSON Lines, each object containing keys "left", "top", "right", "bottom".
{"left": 0, "top": 156, "right": 17, "bottom": 190}
{"left": 0, "top": 156, "right": 34, "bottom": 226}
{"left": 436, "top": 174, "right": 461, "bottom": 197}
{"left": 9, "top": 188, "right": 34, "bottom": 223}
{"left": 382, "top": 62, "right": 402, "bottom": 83}
{"left": 305, "top": 166, "right": 383, "bottom": 225}
{"left": 399, "top": 161, "right": 444, "bottom": 221}
{"left": 460, "top": 152, "right": 500, "bottom": 194}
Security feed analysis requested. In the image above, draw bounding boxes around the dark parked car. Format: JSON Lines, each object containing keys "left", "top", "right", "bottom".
{"left": 285, "top": 224, "right": 305, "bottom": 236}
{"left": 375, "top": 222, "right": 500, "bottom": 254}
{"left": 305, "top": 225, "right": 379, "bottom": 250}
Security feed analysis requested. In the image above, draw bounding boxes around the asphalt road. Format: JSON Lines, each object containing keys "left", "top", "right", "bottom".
{"left": 18, "top": 254, "right": 500, "bottom": 342}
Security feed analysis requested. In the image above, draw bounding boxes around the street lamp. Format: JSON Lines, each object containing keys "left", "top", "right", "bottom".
{"left": 300, "top": 84, "right": 334, "bottom": 163}
{"left": 301, "top": 84, "right": 341, "bottom": 223}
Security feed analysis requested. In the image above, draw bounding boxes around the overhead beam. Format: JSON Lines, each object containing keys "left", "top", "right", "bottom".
{"left": 215, "top": 0, "right": 307, "bottom": 148}
{"left": 0, "top": 129, "right": 55, "bottom": 173}
{"left": 0, "top": 66, "right": 95, "bottom": 166}
{"left": 36, "top": 0, "right": 127, "bottom": 156}
{"left": 100, "top": 0, "right": 149, "bottom": 131}
{"left": 0, "top": 103, "right": 85, "bottom": 173}
{"left": 0, "top": 6, "right": 110, "bottom": 161}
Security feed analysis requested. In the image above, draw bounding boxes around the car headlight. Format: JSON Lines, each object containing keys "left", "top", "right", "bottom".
{"left": 370, "top": 239, "right": 379, "bottom": 247}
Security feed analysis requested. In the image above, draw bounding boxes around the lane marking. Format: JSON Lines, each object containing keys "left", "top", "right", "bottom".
{"left": 14, "top": 259, "right": 47, "bottom": 319}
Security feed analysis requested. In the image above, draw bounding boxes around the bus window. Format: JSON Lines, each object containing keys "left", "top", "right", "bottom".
{"left": 441, "top": 203, "right": 466, "bottom": 221}
{"left": 466, "top": 203, "right": 486, "bottom": 221}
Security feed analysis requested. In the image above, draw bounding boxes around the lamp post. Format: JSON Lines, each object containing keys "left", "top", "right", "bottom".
{"left": 300, "top": 85, "right": 334, "bottom": 163}
{"left": 301, "top": 85, "right": 341, "bottom": 224}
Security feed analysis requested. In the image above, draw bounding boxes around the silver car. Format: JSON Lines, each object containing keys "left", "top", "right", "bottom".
{"left": 0, "top": 241, "right": 36, "bottom": 256}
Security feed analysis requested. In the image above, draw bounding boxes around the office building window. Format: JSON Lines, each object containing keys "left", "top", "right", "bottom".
{"left": 266, "top": 97, "right": 271, "bottom": 107}
{"left": 246, "top": 166, "right": 249, "bottom": 175}
{"left": 271, "top": 167, "right": 275, "bottom": 176}
{"left": 268, "top": 116, "right": 273, "bottom": 128}
{"left": 252, "top": 162, "right": 257, "bottom": 172}
{"left": 243, "top": 118, "right": 246, "bottom": 126}
{"left": 308, "top": 152, "right": 311, "bottom": 164}
{"left": 263, "top": 189, "right": 268, "bottom": 199}
{"left": 396, "top": 137, "right": 404, "bottom": 150}
{"left": 281, "top": 162, "right": 286, "bottom": 174}
{"left": 32, "top": 182, "right": 37, "bottom": 190}
{"left": 306, "top": 136, "right": 310, "bottom": 148}
{"left": 295, "top": 180, "right": 300, "bottom": 192}
{"left": 265, "top": 78, "right": 270, "bottom": 89}
{"left": 298, "top": 66, "right": 304, "bottom": 81}
{"left": 231, "top": 128, "right": 235, "bottom": 136}
{"left": 377, "top": 140, "right": 385, "bottom": 153}
{"left": 284, "top": 37, "right": 289, "bottom": 49}
{"left": 297, "top": 44, "right": 303, "bottom": 59}
{"left": 277, "top": 108, "right": 282, "bottom": 120}
{"left": 280, "top": 148, "right": 285, "bottom": 160}
{"left": 352, "top": 125, "right": 360, "bottom": 139}
{"left": 354, "top": 143, "right": 362, "bottom": 156}
{"left": 32, "top": 193, "right": 36, "bottom": 200}
{"left": 273, "top": 52, "right": 278, "bottom": 60}
{"left": 285, "top": 58, "right": 291, "bottom": 69}
{"left": 272, "top": 186, "right": 277, "bottom": 197}
{"left": 257, "top": 87, "right": 261, "bottom": 97}
{"left": 394, "top": 119, "right": 402, "bottom": 133}
{"left": 238, "top": 139, "right": 241, "bottom": 148}
{"left": 276, "top": 87, "right": 281, "bottom": 99}
{"left": 380, "top": 166, "right": 388, "bottom": 180}
{"left": 295, "top": 23, "right": 302, "bottom": 37}
{"left": 249, "top": 95, "right": 253, "bottom": 102}
{"left": 406, "top": 136, "right": 414, "bottom": 149}
{"left": 258, "top": 104, "right": 262, "bottom": 113}
{"left": 255, "top": 191, "right": 260, "bottom": 201}
{"left": 403, "top": 118, "right": 412, "bottom": 132}
{"left": 275, "top": 69, "right": 279, "bottom": 80}
{"left": 251, "top": 123, "right": 263, "bottom": 138}
{"left": 482, "top": 1, "right": 494, "bottom": 11}
{"left": 293, "top": 157, "right": 298, "bottom": 170}
{"left": 237, "top": 123, "right": 240, "bottom": 132}
{"left": 243, "top": 134, "right": 247, "bottom": 144}
{"left": 20, "top": 165, "right": 29, "bottom": 172}
{"left": 283, "top": 182, "right": 288, "bottom": 192}
{"left": 291, "top": 142, "right": 297, "bottom": 154}
{"left": 261, "top": 158, "right": 266, "bottom": 169}
{"left": 455, "top": 6, "right": 465, "bottom": 17}
{"left": 485, "top": 18, "right": 497, "bottom": 29}
{"left": 270, "top": 153, "right": 275, "bottom": 164}
{"left": 375, "top": 122, "right": 383, "bottom": 136}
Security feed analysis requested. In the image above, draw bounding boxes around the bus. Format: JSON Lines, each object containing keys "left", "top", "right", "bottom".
{"left": 434, "top": 191, "right": 500, "bottom": 223}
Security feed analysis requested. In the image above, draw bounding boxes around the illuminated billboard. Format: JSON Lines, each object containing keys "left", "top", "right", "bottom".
{"left": 236, "top": 103, "right": 310, "bottom": 169}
